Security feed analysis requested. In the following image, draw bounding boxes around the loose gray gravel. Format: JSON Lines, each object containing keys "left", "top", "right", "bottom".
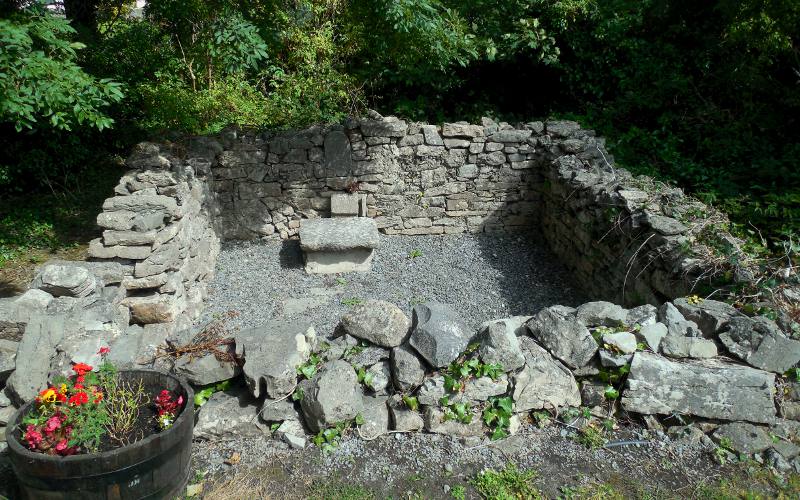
{"left": 198, "top": 231, "right": 587, "bottom": 336}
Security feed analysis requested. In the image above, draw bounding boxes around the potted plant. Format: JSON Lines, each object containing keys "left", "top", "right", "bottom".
{"left": 5, "top": 348, "right": 194, "bottom": 499}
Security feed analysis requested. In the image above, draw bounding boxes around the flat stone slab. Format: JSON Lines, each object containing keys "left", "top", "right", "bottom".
{"left": 299, "top": 217, "right": 380, "bottom": 252}
{"left": 622, "top": 352, "right": 776, "bottom": 424}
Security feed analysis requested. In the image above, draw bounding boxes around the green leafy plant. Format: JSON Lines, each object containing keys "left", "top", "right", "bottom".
{"left": 482, "top": 396, "right": 514, "bottom": 440}
{"left": 0, "top": 10, "right": 123, "bottom": 132}
{"left": 408, "top": 249, "right": 423, "bottom": 259}
{"left": 355, "top": 365, "right": 375, "bottom": 389}
{"left": 402, "top": 395, "right": 419, "bottom": 412}
{"left": 297, "top": 353, "right": 323, "bottom": 380}
{"left": 442, "top": 347, "right": 503, "bottom": 393}
{"left": 193, "top": 379, "right": 233, "bottom": 408}
{"left": 291, "top": 388, "right": 305, "bottom": 402}
{"left": 439, "top": 396, "right": 473, "bottom": 424}
{"left": 532, "top": 410, "right": 551, "bottom": 428}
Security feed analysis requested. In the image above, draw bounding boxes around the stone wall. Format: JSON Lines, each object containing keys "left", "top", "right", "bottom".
{"left": 75, "top": 112, "right": 743, "bottom": 326}
{"left": 164, "top": 112, "right": 730, "bottom": 307}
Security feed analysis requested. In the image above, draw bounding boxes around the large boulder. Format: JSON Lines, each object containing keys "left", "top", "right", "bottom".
{"left": 339, "top": 300, "right": 411, "bottom": 348}
{"left": 0, "top": 339, "right": 18, "bottom": 382}
{"left": 602, "top": 332, "right": 637, "bottom": 355}
{"left": 359, "top": 395, "right": 390, "bottom": 438}
{"left": 526, "top": 306, "right": 598, "bottom": 369}
{"left": 409, "top": 303, "right": 473, "bottom": 368}
{"left": 6, "top": 315, "right": 64, "bottom": 404}
{"left": 476, "top": 319, "right": 526, "bottom": 371}
{"left": 719, "top": 316, "right": 800, "bottom": 373}
{"left": 622, "top": 352, "right": 776, "bottom": 424}
{"left": 193, "top": 390, "right": 266, "bottom": 439}
{"left": 259, "top": 397, "right": 301, "bottom": 423}
{"left": 32, "top": 264, "right": 97, "bottom": 298}
{"left": 235, "top": 321, "right": 316, "bottom": 399}
{"left": 174, "top": 352, "right": 240, "bottom": 386}
{"left": 512, "top": 337, "right": 580, "bottom": 412}
{"left": 388, "top": 395, "right": 424, "bottom": 431}
{"left": 391, "top": 344, "right": 426, "bottom": 390}
{"left": 300, "top": 360, "right": 363, "bottom": 433}
{"left": 576, "top": 301, "right": 628, "bottom": 327}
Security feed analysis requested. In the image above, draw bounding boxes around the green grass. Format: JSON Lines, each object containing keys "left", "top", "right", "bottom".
{"left": 470, "top": 463, "right": 543, "bottom": 500}
{"left": 0, "top": 161, "right": 121, "bottom": 294}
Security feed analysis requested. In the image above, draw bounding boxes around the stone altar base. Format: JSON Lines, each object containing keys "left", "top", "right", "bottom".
{"left": 299, "top": 217, "right": 380, "bottom": 274}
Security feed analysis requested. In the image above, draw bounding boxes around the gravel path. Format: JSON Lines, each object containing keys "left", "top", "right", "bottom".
{"left": 198, "top": 231, "right": 586, "bottom": 336}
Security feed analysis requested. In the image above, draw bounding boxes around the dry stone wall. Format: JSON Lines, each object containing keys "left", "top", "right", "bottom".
{"left": 174, "top": 111, "right": 730, "bottom": 307}
{"left": 86, "top": 142, "right": 221, "bottom": 326}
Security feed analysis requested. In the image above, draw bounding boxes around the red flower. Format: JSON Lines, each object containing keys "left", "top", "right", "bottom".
{"left": 75, "top": 375, "right": 85, "bottom": 384}
{"left": 68, "top": 392, "right": 88, "bottom": 406}
{"left": 73, "top": 384, "right": 84, "bottom": 390}
{"left": 55, "top": 439, "right": 68, "bottom": 452}
{"left": 72, "top": 363, "right": 92, "bottom": 376}
{"left": 97, "top": 347, "right": 110, "bottom": 355}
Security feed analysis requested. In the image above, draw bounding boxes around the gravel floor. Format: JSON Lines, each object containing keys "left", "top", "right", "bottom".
{"left": 198, "top": 231, "right": 587, "bottom": 336}
{"left": 186, "top": 421, "right": 725, "bottom": 499}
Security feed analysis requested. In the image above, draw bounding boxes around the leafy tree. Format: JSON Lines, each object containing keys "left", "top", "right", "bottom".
{"left": 0, "top": 9, "right": 123, "bottom": 132}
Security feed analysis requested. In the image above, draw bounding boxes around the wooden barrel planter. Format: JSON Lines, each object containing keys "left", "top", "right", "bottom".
{"left": 5, "top": 370, "right": 194, "bottom": 500}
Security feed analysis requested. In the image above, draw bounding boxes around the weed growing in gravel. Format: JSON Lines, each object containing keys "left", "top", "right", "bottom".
{"left": 470, "top": 463, "right": 543, "bottom": 500}
{"left": 574, "top": 422, "right": 607, "bottom": 449}
{"left": 450, "top": 485, "right": 466, "bottom": 500}
{"left": 341, "top": 297, "right": 364, "bottom": 307}
{"left": 532, "top": 410, "right": 551, "bottom": 428}
{"left": 408, "top": 249, "right": 423, "bottom": 259}
{"left": 308, "top": 480, "right": 375, "bottom": 500}
{"left": 409, "top": 296, "right": 427, "bottom": 306}
{"left": 312, "top": 416, "right": 365, "bottom": 453}
{"left": 560, "top": 482, "right": 624, "bottom": 499}
{"left": 335, "top": 277, "right": 348, "bottom": 286}
{"left": 482, "top": 396, "right": 515, "bottom": 440}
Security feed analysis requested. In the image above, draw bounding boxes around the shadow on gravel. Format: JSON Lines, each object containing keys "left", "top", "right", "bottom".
{"left": 279, "top": 240, "right": 304, "bottom": 269}
{"left": 474, "top": 229, "right": 587, "bottom": 316}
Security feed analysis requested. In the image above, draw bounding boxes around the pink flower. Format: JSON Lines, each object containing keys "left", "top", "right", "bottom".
{"left": 177, "top": 395, "right": 184, "bottom": 407}
{"left": 97, "top": 346, "right": 110, "bottom": 355}
{"left": 24, "top": 425, "right": 43, "bottom": 449}
{"left": 45, "top": 416, "right": 62, "bottom": 434}
{"left": 55, "top": 439, "right": 67, "bottom": 452}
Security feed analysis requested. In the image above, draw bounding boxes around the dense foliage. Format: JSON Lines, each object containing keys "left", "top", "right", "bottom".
{"left": 0, "top": 0, "right": 797, "bottom": 252}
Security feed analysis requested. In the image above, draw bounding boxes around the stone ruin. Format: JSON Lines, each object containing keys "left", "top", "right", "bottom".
{"left": 2, "top": 111, "right": 800, "bottom": 468}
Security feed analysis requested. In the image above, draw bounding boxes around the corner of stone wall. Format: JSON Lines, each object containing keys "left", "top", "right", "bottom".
{"left": 86, "top": 140, "right": 221, "bottom": 331}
